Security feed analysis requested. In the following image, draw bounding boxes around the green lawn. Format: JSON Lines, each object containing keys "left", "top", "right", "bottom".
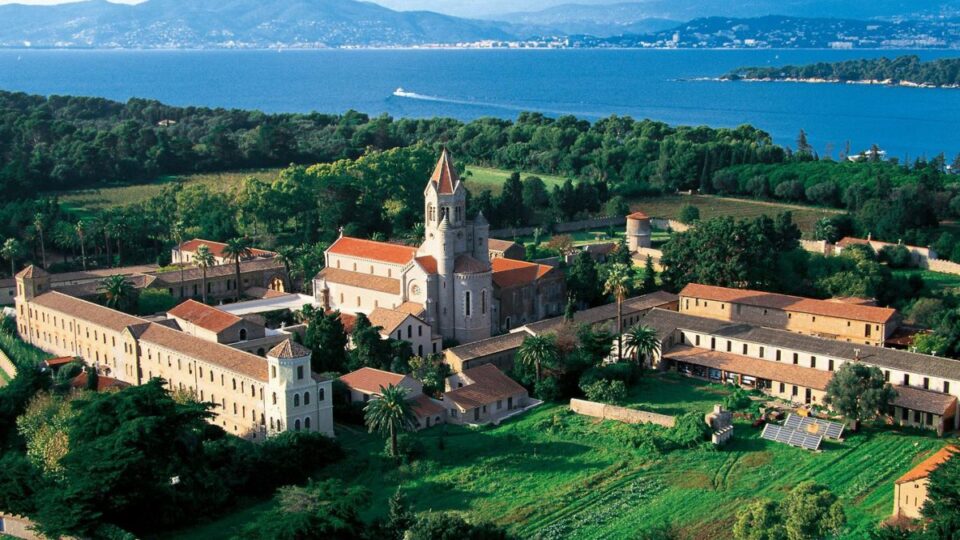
{"left": 171, "top": 373, "right": 948, "bottom": 540}
{"left": 53, "top": 169, "right": 283, "bottom": 214}
{"left": 464, "top": 166, "right": 569, "bottom": 195}
{"left": 893, "top": 268, "right": 960, "bottom": 293}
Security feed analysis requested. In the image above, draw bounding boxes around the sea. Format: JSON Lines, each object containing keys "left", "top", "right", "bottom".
{"left": 0, "top": 48, "right": 957, "bottom": 160}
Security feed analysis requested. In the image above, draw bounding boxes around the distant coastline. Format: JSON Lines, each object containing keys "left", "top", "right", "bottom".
{"left": 722, "top": 55, "right": 960, "bottom": 89}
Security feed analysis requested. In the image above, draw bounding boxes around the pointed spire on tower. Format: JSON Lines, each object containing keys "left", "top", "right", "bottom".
{"left": 428, "top": 148, "right": 460, "bottom": 195}
{"left": 475, "top": 210, "right": 488, "bottom": 226}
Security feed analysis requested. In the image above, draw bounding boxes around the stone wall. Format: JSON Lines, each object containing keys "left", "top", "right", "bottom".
{"left": 0, "top": 513, "right": 43, "bottom": 540}
{"left": 0, "top": 347, "right": 16, "bottom": 380}
{"left": 650, "top": 218, "right": 690, "bottom": 233}
{"left": 800, "top": 239, "right": 832, "bottom": 255}
{"left": 632, "top": 247, "right": 665, "bottom": 270}
{"left": 489, "top": 216, "right": 626, "bottom": 239}
{"left": 570, "top": 398, "right": 676, "bottom": 427}
{"left": 923, "top": 258, "right": 960, "bottom": 276}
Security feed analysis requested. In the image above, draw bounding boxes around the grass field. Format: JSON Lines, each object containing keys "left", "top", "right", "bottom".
{"left": 167, "top": 373, "right": 948, "bottom": 540}
{"left": 631, "top": 195, "right": 841, "bottom": 235}
{"left": 893, "top": 268, "right": 960, "bottom": 293}
{"left": 464, "top": 166, "right": 570, "bottom": 195}
{"left": 54, "top": 169, "right": 283, "bottom": 214}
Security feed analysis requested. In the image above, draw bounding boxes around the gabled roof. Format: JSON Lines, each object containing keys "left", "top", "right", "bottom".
{"left": 339, "top": 367, "right": 408, "bottom": 394}
{"left": 428, "top": 148, "right": 460, "bottom": 195}
{"left": 525, "top": 291, "right": 679, "bottom": 336}
{"left": 178, "top": 239, "right": 276, "bottom": 259}
{"left": 267, "top": 339, "right": 311, "bottom": 359}
{"left": 414, "top": 255, "right": 438, "bottom": 274}
{"left": 16, "top": 265, "right": 48, "bottom": 279}
{"left": 395, "top": 301, "right": 426, "bottom": 318}
{"left": 316, "top": 268, "right": 401, "bottom": 295}
{"left": 664, "top": 344, "right": 834, "bottom": 391}
{"left": 368, "top": 308, "right": 417, "bottom": 335}
{"left": 892, "top": 385, "right": 957, "bottom": 416}
{"left": 412, "top": 394, "right": 445, "bottom": 418}
{"left": 168, "top": 300, "right": 244, "bottom": 333}
{"left": 151, "top": 258, "right": 284, "bottom": 284}
{"left": 896, "top": 446, "right": 958, "bottom": 484}
{"left": 488, "top": 239, "right": 521, "bottom": 252}
{"left": 491, "top": 257, "right": 554, "bottom": 288}
{"left": 679, "top": 283, "right": 897, "bottom": 325}
{"left": 327, "top": 236, "right": 417, "bottom": 265}
{"left": 444, "top": 364, "right": 526, "bottom": 409}
{"left": 135, "top": 322, "right": 269, "bottom": 381}
{"left": 71, "top": 372, "right": 129, "bottom": 392}
{"left": 32, "top": 291, "right": 145, "bottom": 332}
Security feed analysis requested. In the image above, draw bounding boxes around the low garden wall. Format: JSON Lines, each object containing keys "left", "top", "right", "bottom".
{"left": 650, "top": 218, "right": 690, "bottom": 233}
{"left": 922, "top": 258, "right": 960, "bottom": 276}
{"left": 489, "top": 216, "right": 626, "bottom": 239}
{"left": 0, "top": 513, "right": 43, "bottom": 540}
{"left": 570, "top": 398, "right": 676, "bottom": 427}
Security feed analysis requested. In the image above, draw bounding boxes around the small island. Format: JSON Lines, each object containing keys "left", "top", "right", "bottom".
{"left": 722, "top": 55, "right": 960, "bottom": 89}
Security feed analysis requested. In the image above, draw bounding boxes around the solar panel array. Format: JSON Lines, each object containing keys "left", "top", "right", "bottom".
{"left": 783, "top": 414, "right": 845, "bottom": 440}
{"left": 761, "top": 423, "right": 824, "bottom": 451}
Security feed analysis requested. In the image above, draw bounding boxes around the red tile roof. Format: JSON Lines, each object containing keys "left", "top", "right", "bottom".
{"left": 454, "top": 254, "right": 490, "bottom": 274}
{"left": 368, "top": 308, "right": 416, "bottom": 335}
{"left": 71, "top": 372, "right": 129, "bottom": 392}
{"left": 168, "top": 300, "right": 243, "bottom": 333}
{"left": 415, "top": 256, "right": 438, "bottom": 274}
{"left": 664, "top": 345, "right": 835, "bottom": 391}
{"left": 444, "top": 364, "right": 527, "bottom": 409}
{"left": 339, "top": 367, "right": 408, "bottom": 394}
{"left": 627, "top": 211, "right": 650, "bottom": 220}
{"left": 179, "top": 239, "right": 275, "bottom": 259}
{"left": 429, "top": 149, "right": 460, "bottom": 195}
{"left": 335, "top": 312, "right": 358, "bottom": 334}
{"left": 136, "top": 322, "right": 269, "bottom": 381}
{"left": 488, "top": 239, "right": 521, "bottom": 252}
{"left": 268, "top": 340, "right": 311, "bottom": 359}
{"left": 412, "top": 394, "right": 445, "bottom": 418}
{"left": 32, "top": 291, "right": 145, "bottom": 332}
{"left": 327, "top": 236, "right": 417, "bottom": 265}
{"left": 395, "top": 302, "right": 426, "bottom": 318}
{"left": 679, "top": 283, "right": 897, "bottom": 325}
{"left": 316, "top": 268, "right": 401, "bottom": 295}
{"left": 491, "top": 257, "right": 555, "bottom": 289}
{"left": 897, "top": 445, "right": 958, "bottom": 484}
{"left": 44, "top": 356, "right": 77, "bottom": 368}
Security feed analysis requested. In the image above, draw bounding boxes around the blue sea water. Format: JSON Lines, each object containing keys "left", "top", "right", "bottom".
{"left": 0, "top": 48, "right": 957, "bottom": 160}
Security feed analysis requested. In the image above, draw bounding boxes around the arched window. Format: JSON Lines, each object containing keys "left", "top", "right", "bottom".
{"left": 465, "top": 291, "right": 472, "bottom": 316}
{"left": 304, "top": 392, "right": 310, "bottom": 405}
{"left": 239, "top": 328, "right": 247, "bottom": 341}
{"left": 481, "top": 289, "right": 487, "bottom": 314}
{"left": 305, "top": 417, "right": 311, "bottom": 430}
{"left": 418, "top": 345, "right": 424, "bottom": 357}
{"left": 272, "top": 392, "right": 277, "bottom": 405}
{"left": 294, "top": 419, "right": 301, "bottom": 432}
{"left": 294, "top": 394, "right": 300, "bottom": 407}
{"left": 271, "top": 366, "right": 277, "bottom": 379}
{"left": 319, "top": 388, "right": 325, "bottom": 401}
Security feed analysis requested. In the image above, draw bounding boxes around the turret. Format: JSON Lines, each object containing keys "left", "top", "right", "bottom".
{"left": 15, "top": 265, "right": 50, "bottom": 302}
{"left": 626, "top": 211, "right": 652, "bottom": 252}
{"left": 265, "top": 340, "right": 316, "bottom": 435}
{"left": 473, "top": 211, "right": 490, "bottom": 265}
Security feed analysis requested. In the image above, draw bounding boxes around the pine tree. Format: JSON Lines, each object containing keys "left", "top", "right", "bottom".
{"left": 642, "top": 255, "right": 657, "bottom": 293}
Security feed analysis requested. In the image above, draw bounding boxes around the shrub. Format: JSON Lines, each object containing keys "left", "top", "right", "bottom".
{"left": 534, "top": 377, "right": 561, "bottom": 402}
{"left": 582, "top": 379, "right": 627, "bottom": 405}
{"left": 805, "top": 181, "right": 840, "bottom": 206}
{"left": 774, "top": 180, "right": 805, "bottom": 201}
{"left": 678, "top": 205, "right": 700, "bottom": 224}
{"left": 878, "top": 244, "right": 913, "bottom": 268}
{"left": 387, "top": 433, "right": 425, "bottom": 463}
{"left": 136, "top": 289, "right": 178, "bottom": 316}
{"left": 722, "top": 388, "right": 752, "bottom": 411}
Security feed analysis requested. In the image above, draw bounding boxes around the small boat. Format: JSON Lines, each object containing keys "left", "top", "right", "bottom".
{"left": 393, "top": 87, "right": 415, "bottom": 97}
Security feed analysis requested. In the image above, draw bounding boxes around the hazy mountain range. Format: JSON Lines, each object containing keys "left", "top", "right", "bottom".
{"left": 0, "top": 0, "right": 957, "bottom": 48}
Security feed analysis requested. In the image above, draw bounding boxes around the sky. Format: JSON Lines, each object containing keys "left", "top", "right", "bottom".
{"left": 0, "top": 0, "right": 591, "bottom": 17}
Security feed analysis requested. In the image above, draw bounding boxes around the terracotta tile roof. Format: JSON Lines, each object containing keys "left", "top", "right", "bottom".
{"left": 488, "top": 239, "right": 520, "bottom": 252}
{"left": 415, "top": 256, "right": 438, "bottom": 274}
{"left": 327, "top": 236, "right": 417, "bottom": 265}
{"left": 454, "top": 254, "right": 490, "bottom": 274}
{"left": 136, "top": 322, "right": 269, "bottom": 381}
{"left": 43, "top": 356, "right": 77, "bottom": 368}
{"left": 32, "top": 291, "right": 145, "bottom": 332}
{"left": 525, "top": 291, "right": 679, "bottom": 336}
{"left": 679, "top": 283, "right": 897, "bottom": 324}
{"left": 892, "top": 385, "right": 957, "bottom": 416}
{"left": 339, "top": 367, "right": 407, "bottom": 394}
{"left": 446, "top": 332, "right": 527, "bottom": 362}
{"left": 151, "top": 258, "right": 284, "bottom": 284}
{"left": 837, "top": 236, "right": 872, "bottom": 248}
{"left": 429, "top": 148, "right": 460, "bottom": 195}
{"left": 71, "top": 372, "right": 129, "bottom": 392}
{"left": 168, "top": 300, "right": 243, "bottom": 333}
{"left": 316, "top": 267, "right": 401, "bottom": 295}
{"left": 627, "top": 211, "right": 650, "bottom": 220}
{"left": 444, "top": 364, "right": 527, "bottom": 410}
{"left": 335, "top": 312, "right": 358, "bottom": 333}
{"left": 55, "top": 274, "right": 157, "bottom": 298}
{"left": 369, "top": 308, "right": 419, "bottom": 335}
{"left": 16, "top": 265, "right": 48, "bottom": 278}
{"left": 178, "top": 239, "right": 276, "bottom": 259}
{"left": 412, "top": 394, "right": 445, "bottom": 418}
{"left": 396, "top": 302, "right": 426, "bottom": 318}
{"left": 896, "top": 446, "right": 958, "bottom": 484}
{"left": 268, "top": 339, "right": 311, "bottom": 359}
{"left": 491, "top": 257, "right": 554, "bottom": 288}
{"left": 664, "top": 344, "right": 835, "bottom": 391}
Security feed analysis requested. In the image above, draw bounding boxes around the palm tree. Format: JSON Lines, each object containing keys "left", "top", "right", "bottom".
{"left": 171, "top": 219, "right": 185, "bottom": 294}
{"left": 193, "top": 244, "right": 215, "bottom": 304}
{"left": 222, "top": 237, "right": 253, "bottom": 302}
{"left": 98, "top": 274, "right": 136, "bottom": 312}
{"left": 604, "top": 263, "right": 633, "bottom": 362}
{"left": 517, "top": 334, "right": 558, "bottom": 384}
{"left": 75, "top": 220, "right": 87, "bottom": 270}
{"left": 406, "top": 223, "right": 425, "bottom": 246}
{"left": 1, "top": 238, "right": 23, "bottom": 277}
{"left": 34, "top": 213, "right": 47, "bottom": 269}
{"left": 275, "top": 246, "right": 297, "bottom": 292}
{"left": 622, "top": 324, "right": 661, "bottom": 367}
{"left": 364, "top": 384, "right": 418, "bottom": 459}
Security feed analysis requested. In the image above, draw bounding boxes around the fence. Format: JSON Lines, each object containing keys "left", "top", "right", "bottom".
{"left": 489, "top": 216, "right": 626, "bottom": 239}
{"left": 570, "top": 398, "right": 676, "bottom": 427}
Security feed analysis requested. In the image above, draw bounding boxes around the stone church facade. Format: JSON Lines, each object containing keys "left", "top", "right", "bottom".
{"left": 314, "top": 150, "right": 563, "bottom": 345}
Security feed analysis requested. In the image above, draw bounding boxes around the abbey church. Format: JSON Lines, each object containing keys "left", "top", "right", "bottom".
{"left": 314, "top": 150, "right": 565, "bottom": 346}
